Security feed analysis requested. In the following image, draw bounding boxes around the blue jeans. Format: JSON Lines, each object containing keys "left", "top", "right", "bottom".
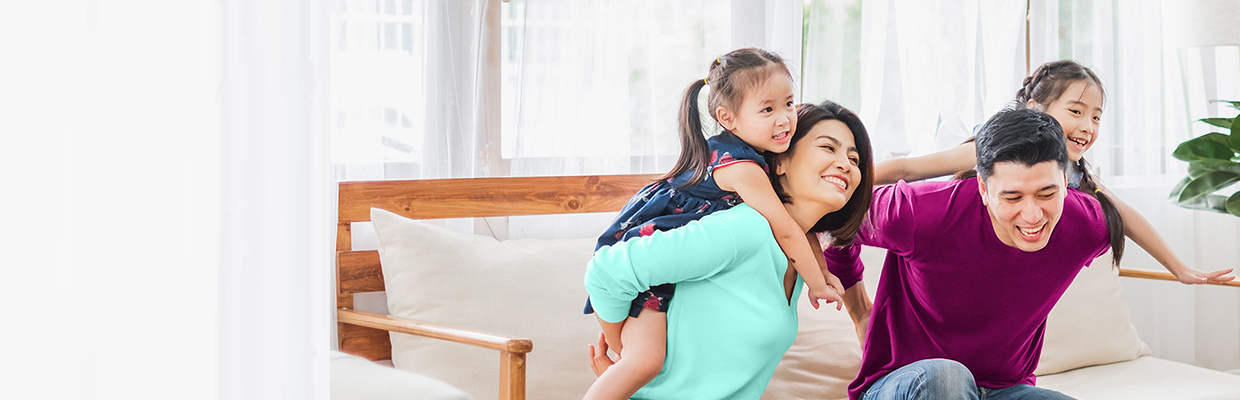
{"left": 861, "top": 359, "right": 1075, "bottom": 400}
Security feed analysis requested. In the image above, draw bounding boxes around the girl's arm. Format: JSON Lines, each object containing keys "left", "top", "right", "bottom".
{"left": 714, "top": 162, "right": 843, "bottom": 309}
{"left": 874, "top": 142, "right": 978, "bottom": 186}
{"left": 1101, "top": 186, "right": 1236, "bottom": 284}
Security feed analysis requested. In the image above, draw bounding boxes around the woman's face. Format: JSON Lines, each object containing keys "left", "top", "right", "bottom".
{"left": 775, "top": 119, "right": 862, "bottom": 213}
{"left": 1029, "top": 81, "right": 1103, "bottom": 162}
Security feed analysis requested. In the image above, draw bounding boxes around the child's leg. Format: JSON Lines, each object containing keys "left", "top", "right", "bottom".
{"left": 583, "top": 310, "right": 667, "bottom": 400}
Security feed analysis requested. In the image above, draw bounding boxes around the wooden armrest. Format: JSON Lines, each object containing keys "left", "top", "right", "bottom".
{"left": 1118, "top": 268, "right": 1240, "bottom": 288}
{"left": 338, "top": 309, "right": 530, "bottom": 400}
{"left": 337, "top": 309, "right": 533, "bottom": 353}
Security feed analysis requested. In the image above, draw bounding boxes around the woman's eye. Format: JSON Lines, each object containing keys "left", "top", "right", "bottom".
{"left": 821, "top": 145, "right": 835, "bottom": 152}
{"left": 849, "top": 156, "right": 860, "bottom": 165}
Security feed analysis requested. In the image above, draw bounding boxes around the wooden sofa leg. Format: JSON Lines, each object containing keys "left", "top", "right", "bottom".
{"left": 499, "top": 351, "right": 527, "bottom": 400}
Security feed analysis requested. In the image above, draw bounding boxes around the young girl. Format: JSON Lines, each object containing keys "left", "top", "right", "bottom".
{"left": 583, "top": 48, "right": 846, "bottom": 399}
{"left": 874, "top": 59, "right": 1235, "bottom": 283}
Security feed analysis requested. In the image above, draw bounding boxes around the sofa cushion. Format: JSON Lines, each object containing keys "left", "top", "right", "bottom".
{"left": 1036, "top": 355, "right": 1240, "bottom": 399}
{"left": 331, "top": 350, "right": 472, "bottom": 400}
{"left": 1036, "top": 251, "right": 1150, "bottom": 375}
{"left": 371, "top": 208, "right": 599, "bottom": 400}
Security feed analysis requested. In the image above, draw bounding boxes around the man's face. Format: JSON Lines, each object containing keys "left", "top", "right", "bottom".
{"left": 978, "top": 160, "right": 1067, "bottom": 252}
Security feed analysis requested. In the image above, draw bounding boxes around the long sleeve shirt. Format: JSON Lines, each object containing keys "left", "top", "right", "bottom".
{"left": 585, "top": 204, "right": 803, "bottom": 400}
{"left": 825, "top": 178, "right": 1109, "bottom": 399}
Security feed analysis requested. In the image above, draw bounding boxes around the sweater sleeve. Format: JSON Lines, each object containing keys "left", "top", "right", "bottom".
{"left": 824, "top": 181, "right": 919, "bottom": 289}
{"left": 584, "top": 208, "right": 753, "bottom": 324}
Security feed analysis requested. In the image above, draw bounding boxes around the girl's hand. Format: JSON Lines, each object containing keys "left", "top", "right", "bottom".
{"left": 588, "top": 332, "right": 618, "bottom": 377}
{"left": 1171, "top": 266, "right": 1236, "bottom": 285}
{"left": 806, "top": 282, "right": 844, "bottom": 311}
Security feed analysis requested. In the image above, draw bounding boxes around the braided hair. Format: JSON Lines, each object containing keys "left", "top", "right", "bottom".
{"left": 665, "top": 48, "right": 794, "bottom": 187}
{"left": 1016, "top": 60, "right": 1124, "bottom": 267}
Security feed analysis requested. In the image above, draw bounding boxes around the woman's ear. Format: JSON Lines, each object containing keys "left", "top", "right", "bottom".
{"left": 716, "top": 106, "right": 734, "bottom": 131}
{"left": 774, "top": 157, "right": 788, "bottom": 177}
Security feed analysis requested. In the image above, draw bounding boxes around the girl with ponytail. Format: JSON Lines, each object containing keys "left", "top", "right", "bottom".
{"left": 874, "top": 60, "right": 1234, "bottom": 283}
{"left": 583, "top": 48, "right": 847, "bottom": 399}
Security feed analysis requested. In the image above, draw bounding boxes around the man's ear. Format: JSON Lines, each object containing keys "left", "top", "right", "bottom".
{"left": 977, "top": 176, "right": 988, "bottom": 206}
{"left": 716, "top": 106, "right": 734, "bottom": 131}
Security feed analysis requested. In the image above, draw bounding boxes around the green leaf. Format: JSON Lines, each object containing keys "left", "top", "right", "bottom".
{"left": 1177, "top": 170, "right": 1240, "bottom": 204}
{"left": 1210, "top": 100, "right": 1240, "bottom": 110}
{"left": 1231, "top": 118, "right": 1240, "bottom": 151}
{"left": 1169, "top": 176, "right": 1192, "bottom": 200}
{"left": 1173, "top": 133, "right": 1237, "bottom": 162}
{"left": 1228, "top": 192, "right": 1240, "bottom": 217}
{"left": 1201, "top": 118, "right": 1234, "bottom": 129}
{"left": 1190, "top": 162, "right": 1240, "bottom": 178}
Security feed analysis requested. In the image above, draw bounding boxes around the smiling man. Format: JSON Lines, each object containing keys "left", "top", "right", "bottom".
{"left": 824, "top": 108, "right": 1110, "bottom": 400}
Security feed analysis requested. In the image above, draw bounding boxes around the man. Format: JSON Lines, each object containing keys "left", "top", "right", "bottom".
{"left": 826, "top": 108, "right": 1108, "bottom": 400}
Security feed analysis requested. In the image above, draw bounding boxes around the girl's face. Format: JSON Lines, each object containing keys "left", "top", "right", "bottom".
{"left": 1029, "top": 81, "right": 1103, "bottom": 162}
{"left": 716, "top": 74, "right": 797, "bottom": 154}
{"left": 775, "top": 119, "right": 861, "bottom": 213}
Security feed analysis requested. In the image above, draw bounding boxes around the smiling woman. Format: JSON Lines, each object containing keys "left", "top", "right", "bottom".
{"left": 584, "top": 100, "right": 874, "bottom": 400}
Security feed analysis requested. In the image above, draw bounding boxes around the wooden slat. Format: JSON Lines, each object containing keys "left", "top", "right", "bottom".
{"left": 338, "top": 321, "right": 393, "bottom": 361}
{"left": 1119, "top": 268, "right": 1240, "bottom": 287}
{"left": 337, "top": 174, "right": 659, "bottom": 223}
{"left": 338, "top": 309, "right": 533, "bottom": 354}
{"left": 499, "top": 351, "right": 527, "bottom": 400}
{"left": 337, "top": 250, "right": 384, "bottom": 294}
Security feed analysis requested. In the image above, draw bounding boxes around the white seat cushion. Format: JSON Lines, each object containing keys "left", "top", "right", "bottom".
{"left": 1037, "top": 356, "right": 1240, "bottom": 399}
{"left": 331, "top": 350, "right": 472, "bottom": 400}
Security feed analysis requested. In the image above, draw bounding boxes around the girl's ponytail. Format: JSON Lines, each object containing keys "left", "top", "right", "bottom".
{"left": 662, "top": 78, "right": 712, "bottom": 186}
{"left": 1076, "top": 158, "right": 1125, "bottom": 267}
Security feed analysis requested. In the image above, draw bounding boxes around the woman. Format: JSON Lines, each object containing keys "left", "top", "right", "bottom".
{"left": 583, "top": 100, "right": 875, "bottom": 400}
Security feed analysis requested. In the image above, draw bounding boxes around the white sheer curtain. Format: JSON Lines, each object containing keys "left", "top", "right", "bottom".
{"left": 220, "top": 0, "right": 333, "bottom": 399}
{"left": 802, "top": 0, "right": 1026, "bottom": 162}
{"left": 332, "top": 0, "right": 803, "bottom": 182}
{"left": 4, "top": 1, "right": 331, "bottom": 398}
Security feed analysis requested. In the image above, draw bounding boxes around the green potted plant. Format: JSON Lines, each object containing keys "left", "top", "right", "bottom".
{"left": 1169, "top": 100, "right": 1240, "bottom": 217}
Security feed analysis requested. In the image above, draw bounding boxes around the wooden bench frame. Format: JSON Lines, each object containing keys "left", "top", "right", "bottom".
{"left": 335, "top": 174, "right": 659, "bottom": 400}
{"left": 334, "top": 173, "right": 1238, "bottom": 399}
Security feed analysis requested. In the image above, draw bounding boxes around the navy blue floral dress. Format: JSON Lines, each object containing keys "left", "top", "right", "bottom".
{"left": 584, "top": 131, "right": 768, "bottom": 317}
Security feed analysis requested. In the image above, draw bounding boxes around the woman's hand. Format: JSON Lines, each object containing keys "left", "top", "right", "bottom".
{"left": 588, "top": 332, "right": 619, "bottom": 377}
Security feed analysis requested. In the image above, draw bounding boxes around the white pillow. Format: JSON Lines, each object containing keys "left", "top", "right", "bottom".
{"left": 1036, "top": 250, "right": 1151, "bottom": 375}
{"left": 331, "top": 350, "right": 472, "bottom": 400}
{"left": 371, "top": 208, "right": 600, "bottom": 400}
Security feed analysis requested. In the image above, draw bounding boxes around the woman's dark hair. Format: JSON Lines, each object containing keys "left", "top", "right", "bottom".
{"left": 1017, "top": 60, "right": 1123, "bottom": 267}
{"left": 973, "top": 108, "right": 1124, "bottom": 266}
{"left": 662, "top": 47, "right": 794, "bottom": 186}
{"left": 766, "top": 100, "right": 874, "bottom": 246}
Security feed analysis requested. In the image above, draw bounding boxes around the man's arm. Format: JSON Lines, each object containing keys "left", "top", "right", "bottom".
{"left": 841, "top": 281, "right": 872, "bottom": 346}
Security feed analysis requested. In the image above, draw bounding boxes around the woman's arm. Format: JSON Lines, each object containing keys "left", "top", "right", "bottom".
{"left": 714, "top": 162, "right": 843, "bottom": 309}
{"left": 584, "top": 210, "right": 746, "bottom": 324}
{"left": 874, "top": 142, "right": 978, "bottom": 186}
{"left": 1102, "top": 186, "right": 1236, "bottom": 284}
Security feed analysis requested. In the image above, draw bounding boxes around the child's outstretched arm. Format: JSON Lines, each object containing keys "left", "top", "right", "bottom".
{"left": 714, "top": 163, "right": 843, "bottom": 309}
{"left": 874, "top": 142, "right": 978, "bottom": 186}
{"left": 1102, "top": 186, "right": 1236, "bottom": 284}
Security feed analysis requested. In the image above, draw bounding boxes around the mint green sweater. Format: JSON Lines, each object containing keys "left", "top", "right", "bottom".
{"left": 585, "top": 204, "right": 803, "bottom": 399}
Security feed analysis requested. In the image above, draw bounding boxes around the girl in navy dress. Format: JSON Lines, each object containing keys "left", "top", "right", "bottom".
{"left": 583, "top": 47, "right": 847, "bottom": 400}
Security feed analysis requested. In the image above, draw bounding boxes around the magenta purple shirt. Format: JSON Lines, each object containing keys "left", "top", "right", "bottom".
{"left": 824, "top": 178, "right": 1109, "bottom": 400}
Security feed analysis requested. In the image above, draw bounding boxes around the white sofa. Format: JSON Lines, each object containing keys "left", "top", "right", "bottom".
{"left": 347, "top": 208, "right": 1240, "bottom": 399}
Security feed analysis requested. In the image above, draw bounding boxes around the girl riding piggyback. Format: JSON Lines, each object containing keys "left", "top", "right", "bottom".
{"left": 583, "top": 47, "right": 846, "bottom": 400}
